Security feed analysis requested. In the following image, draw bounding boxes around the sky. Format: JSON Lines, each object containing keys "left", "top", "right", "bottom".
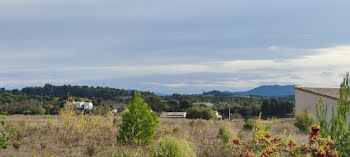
{"left": 1, "top": 0, "right": 350, "bottom": 94}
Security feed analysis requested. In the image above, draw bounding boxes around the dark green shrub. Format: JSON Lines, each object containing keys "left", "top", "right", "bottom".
{"left": 231, "top": 113, "right": 243, "bottom": 119}
{"left": 1, "top": 112, "right": 8, "bottom": 115}
{"left": 186, "top": 106, "right": 215, "bottom": 120}
{"left": 91, "top": 105, "right": 111, "bottom": 116}
{"left": 32, "top": 105, "right": 46, "bottom": 115}
{"left": 243, "top": 119, "right": 255, "bottom": 130}
{"left": 117, "top": 92, "right": 159, "bottom": 144}
{"left": 22, "top": 110, "right": 32, "bottom": 115}
{"left": 294, "top": 108, "right": 315, "bottom": 132}
{"left": 151, "top": 137, "right": 196, "bottom": 157}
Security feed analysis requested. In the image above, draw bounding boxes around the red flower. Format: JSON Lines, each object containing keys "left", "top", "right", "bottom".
{"left": 328, "top": 140, "right": 336, "bottom": 147}
{"left": 316, "top": 152, "right": 326, "bottom": 157}
{"left": 301, "top": 145, "right": 310, "bottom": 152}
{"left": 264, "top": 134, "right": 271, "bottom": 139}
{"left": 272, "top": 137, "right": 281, "bottom": 143}
{"left": 260, "top": 154, "right": 268, "bottom": 157}
{"left": 310, "top": 135, "right": 318, "bottom": 143}
{"left": 266, "top": 148, "right": 274, "bottom": 154}
{"left": 287, "top": 140, "right": 296, "bottom": 148}
{"left": 233, "top": 138, "right": 242, "bottom": 145}
{"left": 311, "top": 125, "right": 321, "bottom": 133}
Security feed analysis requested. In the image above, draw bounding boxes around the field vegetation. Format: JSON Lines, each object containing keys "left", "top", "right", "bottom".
{"left": 0, "top": 113, "right": 308, "bottom": 157}
{"left": 1, "top": 74, "right": 349, "bottom": 156}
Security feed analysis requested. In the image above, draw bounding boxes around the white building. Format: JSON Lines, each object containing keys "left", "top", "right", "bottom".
{"left": 192, "top": 102, "right": 214, "bottom": 107}
{"left": 215, "top": 111, "right": 222, "bottom": 120}
{"left": 111, "top": 109, "right": 118, "bottom": 114}
{"left": 295, "top": 86, "right": 339, "bottom": 121}
{"left": 160, "top": 112, "right": 187, "bottom": 118}
{"left": 73, "top": 102, "right": 94, "bottom": 110}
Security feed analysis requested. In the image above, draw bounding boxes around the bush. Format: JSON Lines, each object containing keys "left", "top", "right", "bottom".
{"left": 91, "top": 105, "right": 111, "bottom": 116}
{"left": 1, "top": 112, "right": 8, "bottom": 115}
{"left": 186, "top": 106, "right": 215, "bottom": 120}
{"left": 0, "top": 116, "right": 12, "bottom": 149}
{"left": 58, "top": 104, "right": 108, "bottom": 146}
{"left": 117, "top": 92, "right": 159, "bottom": 144}
{"left": 231, "top": 113, "right": 243, "bottom": 119}
{"left": 22, "top": 110, "right": 32, "bottom": 115}
{"left": 151, "top": 137, "right": 196, "bottom": 157}
{"left": 32, "top": 105, "right": 46, "bottom": 115}
{"left": 218, "top": 126, "right": 231, "bottom": 144}
{"left": 233, "top": 115, "right": 338, "bottom": 157}
{"left": 294, "top": 108, "right": 315, "bottom": 132}
{"left": 243, "top": 119, "right": 255, "bottom": 130}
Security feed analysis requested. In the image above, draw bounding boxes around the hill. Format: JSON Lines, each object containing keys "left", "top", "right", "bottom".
{"left": 231, "top": 85, "right": 295, "bottom": 96}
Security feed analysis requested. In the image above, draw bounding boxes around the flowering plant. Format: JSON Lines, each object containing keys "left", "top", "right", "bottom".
{"left": 233, "top": 114, "right": 338, "bottom": 157}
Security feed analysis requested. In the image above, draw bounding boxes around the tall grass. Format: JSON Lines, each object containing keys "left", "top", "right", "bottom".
{"left": 152, "top": 137, "right": 196, "bottom": 157}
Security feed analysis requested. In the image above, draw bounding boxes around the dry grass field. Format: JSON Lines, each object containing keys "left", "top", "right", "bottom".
{"left": 0, "top": 114, "right": 308, "bottom": 157}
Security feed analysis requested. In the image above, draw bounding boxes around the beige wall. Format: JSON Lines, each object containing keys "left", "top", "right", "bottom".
{"left": 295, "top": 89, "right": 338, "bottom": 121}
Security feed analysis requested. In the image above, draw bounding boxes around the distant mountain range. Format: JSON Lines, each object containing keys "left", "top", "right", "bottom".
{"left": 204, "top": 85, "right": 295, "bottom": 97}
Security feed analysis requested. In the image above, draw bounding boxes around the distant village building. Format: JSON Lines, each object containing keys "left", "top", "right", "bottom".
{"left": 73, "top": 102, "right": 94, "bottom": 110}
{"left": 192, "top": 102, "right": 214, "bottom": 107}
{"left": 295, "top": 86, "right": 339, "bottom": 121}
{"left": 111, "top": 109, "right": 118, "bottom": 114}
{"left": 160, "top": 112, "right": 187, "bottom": 118}
{"left": 215, "top": 111, "right": 222, "bottom": 120}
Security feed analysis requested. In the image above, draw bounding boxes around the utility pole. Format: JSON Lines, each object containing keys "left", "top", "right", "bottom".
{"left": 229, "top": 108, "right": 231, "bottom": 120}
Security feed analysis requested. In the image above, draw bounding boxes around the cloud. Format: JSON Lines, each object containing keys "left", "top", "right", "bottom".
{"left": 1, "top": 44, "right": 348, "bottom": 94}
{"left": 267, "top": 46, "right": 279, "bottom": 51}
{"left": 1, "top": 1, "right": 350, "bottom": 93}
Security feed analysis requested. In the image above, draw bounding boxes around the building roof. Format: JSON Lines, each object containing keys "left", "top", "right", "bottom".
{"left": 295, "top": 86, "right": 340, "bottom": 100}
{"left": 160, "top": 112, "right": 186, "bottom": 117}
{"left": 192, "top": 102, "right": 214, "bottom": 107}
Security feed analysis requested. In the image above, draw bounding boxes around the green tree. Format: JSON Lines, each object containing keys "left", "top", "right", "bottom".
{"left": 179, "top": 99, "right": 193, "bottom": 111}
{"left": 117, "top": 92, "right": 159, "bottom": 144}
{"left": 186, "top": 105, "right": 215, "bottom": 120}
{"left": 167, "top": 100, "right": 180, "bottom": 112}
{"left": 145, "top": 95, "right": 169, "bottom": 113}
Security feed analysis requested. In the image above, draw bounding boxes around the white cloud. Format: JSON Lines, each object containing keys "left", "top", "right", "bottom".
{"left": 1, "top": 45, "right": 349, "bottom": 92}
{"left": 267, "top": 46, "right": 279, "bottom": 51}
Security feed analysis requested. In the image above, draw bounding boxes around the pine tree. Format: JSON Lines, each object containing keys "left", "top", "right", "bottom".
{"left": 117, "top": 92, "right": 159, "bottom": 144}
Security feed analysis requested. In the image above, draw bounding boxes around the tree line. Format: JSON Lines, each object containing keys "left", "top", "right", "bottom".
{"left": 0, "top": 84, "right": 294, "bottom": 118}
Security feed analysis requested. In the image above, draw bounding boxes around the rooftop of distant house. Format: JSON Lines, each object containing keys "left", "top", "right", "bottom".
{"left": 295, "top": 86, "right": 340, "bottom": 100}
{"left": 160, "top": 112, "right": 187, "bottom": 118}
{"left": 192, "top": 102, "right": 214, "bottom": 107}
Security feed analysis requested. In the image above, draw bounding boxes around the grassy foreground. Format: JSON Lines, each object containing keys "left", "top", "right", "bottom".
{"left": 0, "top": 115, "right": 307, "bottom": 157}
